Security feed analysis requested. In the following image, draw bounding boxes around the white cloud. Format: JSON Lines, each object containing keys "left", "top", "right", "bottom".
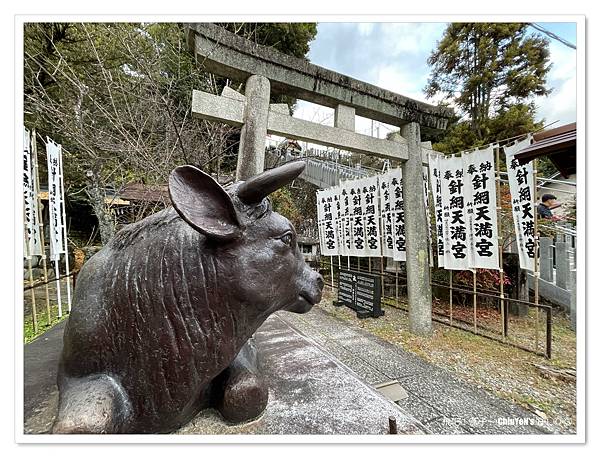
{"left": 296, "top": 22, "right": 577, "bottom": 141}
{"left": 357, "top": 23, "right": 375, "bottom": 36}
{"left": 535, "top": 74, "right": 576, "bottom": 125}
{"left": 375, "top": 64, "right": 429, "bottom": 103}
{"left": 534, "top": 40, "right": 577, "bottom": 125}
{"left": 379, "top": 23, "right": 446, "bottom": 56}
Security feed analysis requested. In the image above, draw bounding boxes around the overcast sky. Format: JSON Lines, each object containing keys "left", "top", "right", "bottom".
{"left": 293, "top": 22, "right": 577, "bottom": 138}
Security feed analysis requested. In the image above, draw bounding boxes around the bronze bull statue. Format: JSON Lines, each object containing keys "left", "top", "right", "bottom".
{"left": 52, "top": 161, "right": 323, "bottom": 434}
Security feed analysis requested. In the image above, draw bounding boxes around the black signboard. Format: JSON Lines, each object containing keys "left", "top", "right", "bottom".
{"left": 336, "top": 269, "right": 384, "bottom": 319}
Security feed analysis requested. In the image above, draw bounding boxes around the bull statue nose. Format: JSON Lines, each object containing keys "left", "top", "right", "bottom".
{"left": 316, "top": 273, "right": 324, "bottom": 290}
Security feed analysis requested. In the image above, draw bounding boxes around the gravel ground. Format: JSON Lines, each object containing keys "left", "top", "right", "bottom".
{"left": 315, "top": 285, "right": 577, "bottom": 434}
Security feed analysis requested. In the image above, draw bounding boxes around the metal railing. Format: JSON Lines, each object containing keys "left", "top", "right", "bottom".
{"left": 318, "top": 257, "right": 553, "bottom": 359}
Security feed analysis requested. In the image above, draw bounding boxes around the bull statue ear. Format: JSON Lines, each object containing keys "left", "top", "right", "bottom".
{"left": 169, "top": 165, "right": 241, "bottom": 241}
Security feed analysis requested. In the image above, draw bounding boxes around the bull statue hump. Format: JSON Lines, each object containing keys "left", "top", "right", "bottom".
{"left": 52, "top": 161, "right": 324, "bottom": 434}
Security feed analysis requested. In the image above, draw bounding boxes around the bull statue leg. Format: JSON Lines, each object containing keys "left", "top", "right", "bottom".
{"left": 52, "top": 374, "right": 132, "bottom": 434}
{"left": 211, "top": 337, "right": 268, "bottom": 423}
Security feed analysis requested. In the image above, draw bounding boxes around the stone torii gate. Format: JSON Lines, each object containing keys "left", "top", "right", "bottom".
{"left": 186, "top": 23, "right": 453, "bottom": 336}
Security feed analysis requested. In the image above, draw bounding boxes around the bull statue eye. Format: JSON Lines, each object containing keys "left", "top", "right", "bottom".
{"left": 280, "top": 232, "right": 293, "bottom": 247}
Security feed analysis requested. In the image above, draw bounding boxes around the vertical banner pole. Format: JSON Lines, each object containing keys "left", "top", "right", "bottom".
{"left": 473, "top": 269, "right": 477, "bottom": 333}
{"left": 380, "top": 257, "right": 384, "bottom": 299}
{"left": 449, "top": 270, "right": 453, "bottom": 326}
{"left": 32, "top": 130, "right": 51, "bottom": 324}
{"left": 395, "top": 261, "right": 399, "bottom": 306}
{"left": 495, "top": 146, "right": 506, "bottom": 339}
{"left": 337, "top": 254, "right": 341, "bottom": 296}
{"left": 533, "top": 158, "right": 540, "bottom": 351}
{"left": 54, "top": 260, "right": 63, "bottom": 317}
{"left": 378, "top": 180, "right": 385, "bottom": 299}
{"left": 58, "top": 145, "right": 72, "bottom": 312}
{"left": 23, "top": 202, "right": 38, "bottom": 334}
{"left": 330, "top": 255, "right": 334, "bottom": 289}
{"left": 357, "top": 257, "right": 361, "bottom": 272}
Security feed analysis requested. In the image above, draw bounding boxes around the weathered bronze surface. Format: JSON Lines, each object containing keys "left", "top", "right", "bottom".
{"left": 52, "top": 161, "right": 323, "bottom": 434}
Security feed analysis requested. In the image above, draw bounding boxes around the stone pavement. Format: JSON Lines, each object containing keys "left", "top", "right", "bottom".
{"left": 277, "top": 307, "right": 557, "bottom": 435}
{"left": 24, "top": 314, "right": 425, "bottom": 435}
{"left": 23, "top": 305, "right": 557, "bottom": 436}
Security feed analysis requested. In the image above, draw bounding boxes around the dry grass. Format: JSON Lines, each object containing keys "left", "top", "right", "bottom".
{"left": 318, "top": 285, "right": 577, "bottom": 433}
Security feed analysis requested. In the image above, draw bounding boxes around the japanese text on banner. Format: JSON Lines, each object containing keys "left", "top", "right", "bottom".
{"left": 440, "top": 155, "right": 470, "bottom": 270}
{"left": 379, "top": 173, "right": 394, "bottom": 258}
{"left": 388, "top": 169, "right": 405, "bottom": 262}
{"left": 423, "top": 166, "right": 434, "bottom": 267}
{"left": 505, "top": 137, "right": 536, "bottom": 271}
{"left": 359, "top": 176, "right": 381, "bottom": 257}
{"left": 428, "top": 154, "right": 445, "bottom": 267}
{"left": 47, "top": 139, "right": 65, "bottom": 261}
{"left": 23, "top": 128, "right": 43, "bottom": 257}
{"left": 463, "top": 146, "right": 500, "bottom": 269}
{"left": 320, "top": 188, "right": 338, "bottom": 256}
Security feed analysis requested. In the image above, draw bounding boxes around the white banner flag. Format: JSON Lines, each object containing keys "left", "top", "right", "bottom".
{"left": 463, "top": 146, "right": 500, "bottom": 269}
{"left": 387, "top": 168, "right": 406, "bottom": 262}
{"left": 428, "top": 154, "right": 445, "bottom": 267}
{"left": 349, "top": 178, "right": 366, "bottom": 256}
{"left": 440, "top": 155, "right": 470, "bottom": 270}
{"left": 340, "top": 182, "right": 354, "bottom": 256}
{"left": 423, "top": 165, "right": 434, "bottom": 267}
{"left": 47, "top": 139, "right": 65, "bottom": 261}
{"left": 319, "top": 188, "right": 339, "bottom": 256}
{"left": 379, "top": 173, "right": 395, "bottom": 258}
{"left": 359, "top": 175, "right": 381, "bottom": 257}
{"left": 23, "top": 128, "right": 43, "bottom": 258}
{"left": 316, "top": 189, "right": 325, "bottom": 254}
{"left": 332, "top": 187, "right": 343, "bottom": 256}
{"left": 505, "top": 136, "right": 536, "bottom": 272}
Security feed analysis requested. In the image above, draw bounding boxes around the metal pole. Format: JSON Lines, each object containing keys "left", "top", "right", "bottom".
{"left": 330, "top": 255, "right": 334, "bottom": 289}
{"left": 54, "top": 259, "right": 63, "bottom": 318}
{"left": 533, "top": 158, "right": 540, "bottom": 351}
{"left": 23, "top": 202, "right": 38, "bottom": 334}
{"left": 495, "top": 146, "right": 506, "bottom": 339}
{"left": 31, "top": 129, "right": 51, "bottom": 324}
{"left": 449, "top": 270, "right": 453, "bottom": 326}
{"left": 473, "top": 269, "right": 477, "bottom": 333}
{"left": 395, "top": 261, "right": 399, "bottom": 305}
{"left": 57, "top": 144, "right": 72, "bottom": 312}
{"left": 546, "top": 307, "right": 552, "bottom": 359}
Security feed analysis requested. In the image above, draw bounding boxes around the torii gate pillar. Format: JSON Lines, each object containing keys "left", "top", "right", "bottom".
{"left": 399, "top": 122, "right": 433, "bottom": 336}
{"left": 236, "top": 75, "right": 270, "bottom": 180}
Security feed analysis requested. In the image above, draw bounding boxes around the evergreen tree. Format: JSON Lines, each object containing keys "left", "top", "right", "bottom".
{"left": 425, "top": 23, "right": 551, "bottom": 141}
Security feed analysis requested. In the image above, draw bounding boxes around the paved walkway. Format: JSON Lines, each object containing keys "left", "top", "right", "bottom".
{"left": 277, "top": 307, "right": 556, "bottom": 435}
{"left": 23, "top": 306, "right": 556, "bottom": 435}
{"left": 24, "top": 316, "right": 425, "bottom": 435}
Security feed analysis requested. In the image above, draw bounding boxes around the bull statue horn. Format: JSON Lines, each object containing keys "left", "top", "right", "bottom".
{"left": 237, "top": 161, "right": 306, "bottom": 204}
